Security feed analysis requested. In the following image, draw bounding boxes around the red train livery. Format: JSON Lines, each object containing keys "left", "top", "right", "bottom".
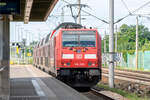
{"left": 33, "top": 22, "right": 102, "bottom": 87}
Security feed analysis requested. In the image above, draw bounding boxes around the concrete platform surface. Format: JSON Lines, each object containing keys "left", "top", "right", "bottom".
{"left": 10, "top": 65, "right": 90, "bottom": 100}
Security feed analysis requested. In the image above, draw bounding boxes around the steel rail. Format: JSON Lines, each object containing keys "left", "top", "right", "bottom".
{"left": 90, "top": 88, "right": 114, "bottom": 100}
{"left": 102, "top": 71, "right": 150, "bottom": 82}
{"left": 102, "top": 67, "right": 150, "bottom": 75}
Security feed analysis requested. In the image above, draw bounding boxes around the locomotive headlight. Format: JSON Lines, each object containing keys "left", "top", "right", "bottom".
{"left": 85, "top": 54, "right": 96, "bottom": 59}
{"left": 63, "top": 62, "right": 70, "bottom": 66}
{"left": 82, "top": 48, "right": 86, "bottom": 52}
{"left": 73, "top": 48, "right": 77, "bottom": 52}
{"left": 62, "top": 54, "right": 74, "bottom": 59}
{"left": 88, "top": 62, "right": 96, "bottom": 66}
{"left": 64, "top": 63, "right": 67, "bottom": 66}
{"left": 92, "top": 63, "right": 95, "bottom": 66}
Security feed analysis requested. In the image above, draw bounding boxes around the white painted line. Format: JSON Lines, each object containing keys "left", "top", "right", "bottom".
{"left": 31, "top": 79, "right": 45, "bottom": 96}
{"left": 26, "top": 66, "right": 57, "bottom": 99}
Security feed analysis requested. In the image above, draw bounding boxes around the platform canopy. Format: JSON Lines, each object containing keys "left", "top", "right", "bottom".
{"left": 12, "top": 0, "right": 58, "bottom": 23}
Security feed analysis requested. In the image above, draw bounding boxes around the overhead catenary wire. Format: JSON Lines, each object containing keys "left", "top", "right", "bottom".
{"left": 62, "top": 0, "right": 150, "bottom": 24}
{"left": 120, "top": 0, "right": 150, "bottom": 25}
{"left": 115, "top": 0, "right": 150, "bottom": 23}
{"left": 121, "top": 0, "right": 131, "bottom": 14}
{"left": 61, "top": 0, "right": 109, "bottom": 24}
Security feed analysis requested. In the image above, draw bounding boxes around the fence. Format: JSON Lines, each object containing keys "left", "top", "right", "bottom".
{"left": 10, "top": 46, "right": 33, "bottom": 64}
{"left": 102, "top": 51, "right": 150, "bottom": 70}
{"left": 127, "top": 51, "right": 150, "bottom": 70}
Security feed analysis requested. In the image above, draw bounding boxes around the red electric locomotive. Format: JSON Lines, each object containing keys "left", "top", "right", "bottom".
{"left": 33, "top": 22, "right": 102, "bottom": 87}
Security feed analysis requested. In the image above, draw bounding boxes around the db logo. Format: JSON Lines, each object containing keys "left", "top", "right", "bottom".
{"left": 76, "top": 54, "right": 82, "bottom": 59}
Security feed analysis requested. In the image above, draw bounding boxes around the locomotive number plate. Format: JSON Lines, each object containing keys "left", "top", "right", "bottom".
{"left": 74, "top": 62, "right": 85, "bottom": 66}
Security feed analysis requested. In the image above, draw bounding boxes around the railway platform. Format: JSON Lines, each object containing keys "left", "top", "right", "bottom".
{"left": 10, "top": 65, "right": 90, "bottom": 100}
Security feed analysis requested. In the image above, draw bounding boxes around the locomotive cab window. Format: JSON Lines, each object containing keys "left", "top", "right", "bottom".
{"left": 62, "top": 31, "right": 96, "bottom": 47}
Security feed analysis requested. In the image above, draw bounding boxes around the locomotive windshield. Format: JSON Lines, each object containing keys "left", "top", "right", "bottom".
{"left": 62, "top": 31, "right": 96, "bottom": 47}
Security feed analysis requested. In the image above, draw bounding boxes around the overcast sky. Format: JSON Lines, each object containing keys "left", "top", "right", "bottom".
{"left": 10, "top": 0, "right": 150, "bottom": 44}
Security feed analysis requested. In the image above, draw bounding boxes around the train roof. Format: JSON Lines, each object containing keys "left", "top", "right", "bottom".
{"left": 45, "top": 33, "right": 51, "bottom": 44}
{"left": 35, "top": 42, "right": 40, "bottom": 48}
{"left": 35, "top": 22, "right": 83, "bottom": 48}
{"left": 54, "top": 22, "right": 83, "bottom": 30}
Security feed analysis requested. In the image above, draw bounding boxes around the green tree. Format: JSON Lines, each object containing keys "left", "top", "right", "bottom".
{"left": 101, "top": 24, "right": 150, "bottom": 52}
{"left": 117, "top": 24, "right": 150, "bottom": 51}
{"left": 142, "top": 40, "right": 150, "bottom": 51}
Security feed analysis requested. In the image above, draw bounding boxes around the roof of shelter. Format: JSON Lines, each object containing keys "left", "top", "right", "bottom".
{"left": 13, "top": 0, "right": 58, "bottom": 22}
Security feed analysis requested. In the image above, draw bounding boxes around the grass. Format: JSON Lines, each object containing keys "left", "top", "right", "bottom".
{"left": 118, "top": 66, "right": 150, "bottom": 72}
{"left": 97, "top": 83, "right": 149, "bottom": 100}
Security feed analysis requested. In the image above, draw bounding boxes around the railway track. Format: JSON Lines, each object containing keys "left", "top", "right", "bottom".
{"left": 81, "top": 88, "right": 114, "bottom": 100}
{"left": 90, "top": 88, "right": 114, "bottom": 100}
{"left": 102, "top": 68, "right": 150, "bottom": 86}
{"left": 103, "top": 67, "right": 150, "bottom": 75}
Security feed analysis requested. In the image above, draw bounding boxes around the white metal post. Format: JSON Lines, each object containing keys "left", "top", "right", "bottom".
{"left": 115, "top": 25, "right": 118, "bottom": 67}
{"left": 136, "top": 16, "right": 139, "bottom": 69}
{"left": 61, "top": 8, "right": 64, "bottom": 23}
{"left": 104, "top": 30, "right": 107, "bottom": 67}
{"left": 109, "top": 0, "right": 115, "bottom": 88}
{"left": 115, "top": 25, "right": 117, "bottom": 52}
